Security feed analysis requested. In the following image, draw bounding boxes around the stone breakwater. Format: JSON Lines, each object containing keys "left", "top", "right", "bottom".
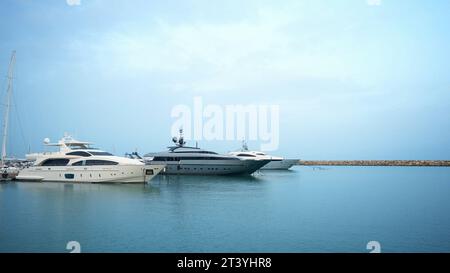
{"left": 298, "top": 160, "right": 450, "bottom": 167}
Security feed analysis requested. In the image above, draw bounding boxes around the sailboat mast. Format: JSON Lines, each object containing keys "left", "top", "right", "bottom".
{"left": 1, "top": 51, "right": 16, "bottom": 166}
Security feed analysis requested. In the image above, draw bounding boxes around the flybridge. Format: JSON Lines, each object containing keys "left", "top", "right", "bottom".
{"left": 25, "top": 134, "right": 101, "bottom": 161}
{"left": 42, "top": 134, "right": 99, "bottom": 152}
{"left": 43, "top": 134, "right": 92, "bottom": 147}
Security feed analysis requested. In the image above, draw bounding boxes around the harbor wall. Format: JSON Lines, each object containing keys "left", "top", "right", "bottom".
{"left": 298, "top": 160, "right": 450, "bottom": 167}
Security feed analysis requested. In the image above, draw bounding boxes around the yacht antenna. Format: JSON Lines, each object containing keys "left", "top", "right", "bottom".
{"left": 178, "top": 128, "right": 186, "bottom": 147}
{"left": 242, "top": 140, "right": 248, "bottom": 151}
{"left": 1, "top": 51, "right": 16, "bottom": 166}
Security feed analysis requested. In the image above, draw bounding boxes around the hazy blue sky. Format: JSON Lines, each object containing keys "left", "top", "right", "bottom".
{"left": 0, "top": 0, "right": 449, "bottom": 159}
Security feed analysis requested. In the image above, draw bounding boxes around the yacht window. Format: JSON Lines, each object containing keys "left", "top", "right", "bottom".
{"left": 67, "top": 144, "right": 89, "bottom": 150}
{"left": 41, "top": 159, "right": 70, "bottom": 166}
{"left": 85, "top": 160, "right": 118, "bottom": 166}
{"left": 72, "top": 161, "right": 84, "bottom": 166}
{"left": 66, "top": 151, "right": 91, "bottom": 157}
{"left": 174, "top": 151, "right": 218, "bottom": 154}
{"left": 153, "top": 157, "right": 181, "bottom": 161}
{"left": 153, "top": 156, "right": 237, "bottom": 161}
{"left": 256, "top": 153, "right": 266, "bottom": 155}
{"left": 237, "top": 154, "right": 256, "bottom": 157}
{"left": 183, "top": 156, "right": 238, "bottom": 160}
{"left": 89, "top": 151, "right": 113, "bottom": 156}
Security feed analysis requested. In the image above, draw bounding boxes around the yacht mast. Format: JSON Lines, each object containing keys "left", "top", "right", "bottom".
{"left": 1, "top": 51, "right": 16, "bottom": 166}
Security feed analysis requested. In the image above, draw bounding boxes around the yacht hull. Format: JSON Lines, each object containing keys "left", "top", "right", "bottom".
{"left": 146, "top": 159, "right": 270, "bottom": 175}
{"left": 261, "top": 159, "right": 298, "bottom": 170}
{"left": 16, "top": 164, "right": 165, "bottom": 183}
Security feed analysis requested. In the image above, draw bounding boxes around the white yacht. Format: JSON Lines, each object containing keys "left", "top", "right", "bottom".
{"left": 144, "top": 130, "right": 270, "bottom": 175}
{"left": 229, "top": 142, "right": 299, "bottom": 170}
{"left": 17, "top": 134, "right": 165, "bottom": 183}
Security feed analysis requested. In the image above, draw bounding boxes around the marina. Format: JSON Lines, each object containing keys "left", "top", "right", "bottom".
{"left": 0, "top": 51, "right": 447, "bottom": 185}
{"left": 1, "top": 0, "right": 449, "bottom": 256}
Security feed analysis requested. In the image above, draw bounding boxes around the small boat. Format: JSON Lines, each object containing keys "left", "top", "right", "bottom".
{"left": 229, "top": 141, "right": 299, "bottom": 170}
{"left": 1, "top": 166, "right": 19, "bottom": 180}
{"left": 17, "top": 134, "right": 165, "bottom": 183}
{"left": 144, "top": 129, "right": 270, "bottom": 175}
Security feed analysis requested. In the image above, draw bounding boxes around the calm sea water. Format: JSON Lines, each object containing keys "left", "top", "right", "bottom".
{"left": 1, "top": 167, "right": 449, "bottom": 253}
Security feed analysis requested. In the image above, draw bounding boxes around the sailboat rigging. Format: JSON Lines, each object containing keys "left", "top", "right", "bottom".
{"left": 1, "top": 50, "right": 20, "bottom": 180}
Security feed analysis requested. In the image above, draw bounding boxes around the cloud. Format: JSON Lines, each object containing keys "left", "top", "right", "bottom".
{"left": 65, "top": 3, "right": 379, "bottom": 101}
{"left": 66, "top": 0, "right": 81, "bottom": 6}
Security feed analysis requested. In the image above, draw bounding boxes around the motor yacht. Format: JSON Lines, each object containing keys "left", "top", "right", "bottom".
{"left": 17, "top": 134, "right": 165, "bottom": 183}
{"left": 229, "top": 141, "right": 299, "bottom": 170}
{"left": 144, "top": 130, "right": 270, "bottom": 175}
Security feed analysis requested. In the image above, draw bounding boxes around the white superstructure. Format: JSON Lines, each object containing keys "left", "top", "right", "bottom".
{"left": 17, "top": 134, "right": 165, "bottom": 183}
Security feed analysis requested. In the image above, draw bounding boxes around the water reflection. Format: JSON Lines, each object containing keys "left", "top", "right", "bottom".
{"left": 3, "top": 181, "right": 161, "bottom": 194}
{"left": 2, "top": 167, "right": 449, "bottom": 252}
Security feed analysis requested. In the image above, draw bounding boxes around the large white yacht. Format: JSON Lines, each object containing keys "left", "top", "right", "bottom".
{"left": 144, "top": 130, "right": 270, "bottom": 175}
{"left": 229, "top": 141, "right": 299, "bottom": 170}
{"left": 17, "top": 134, "right": 165, "bottom": 183}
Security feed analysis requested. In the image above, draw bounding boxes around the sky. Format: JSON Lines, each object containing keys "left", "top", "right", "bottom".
{"left": 0, "top": 0, "right": 449, "bottom": 159}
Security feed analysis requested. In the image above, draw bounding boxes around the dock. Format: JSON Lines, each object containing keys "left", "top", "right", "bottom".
{"left": 298, "top": 160, "right": 450, "bottom": 167}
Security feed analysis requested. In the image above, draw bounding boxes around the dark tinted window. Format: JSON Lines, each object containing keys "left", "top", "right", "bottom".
{"left": 174, "top": 151, "right": 218, "bottom": 154}
{"left": 152, "top": 156, "right": 238, "bottom": 161}
{"left": 183, "top": 157, "right": 238, "bottom": 160}
{"left": 237, "top": 154, "right": 256, "bottom": 157}
{"left": 66, "top": 151, "right": 91, "bottom": 157}
{"left": 41, "top": 159, "right": 70, "bottom": 166}
{"left": 89, "top": 151, "right": 113, "bottom": 156}
{"left": 85, "top": 160, "right": 118, "bottom": 166}
{"left": 153, "top": 157, "right": 179, "bottom": 161}
{"left": 214, "top": 157, "right": 239, "bottom": 160}
{"left": 72, "top": 161, "right": 84, "bottom": 166}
